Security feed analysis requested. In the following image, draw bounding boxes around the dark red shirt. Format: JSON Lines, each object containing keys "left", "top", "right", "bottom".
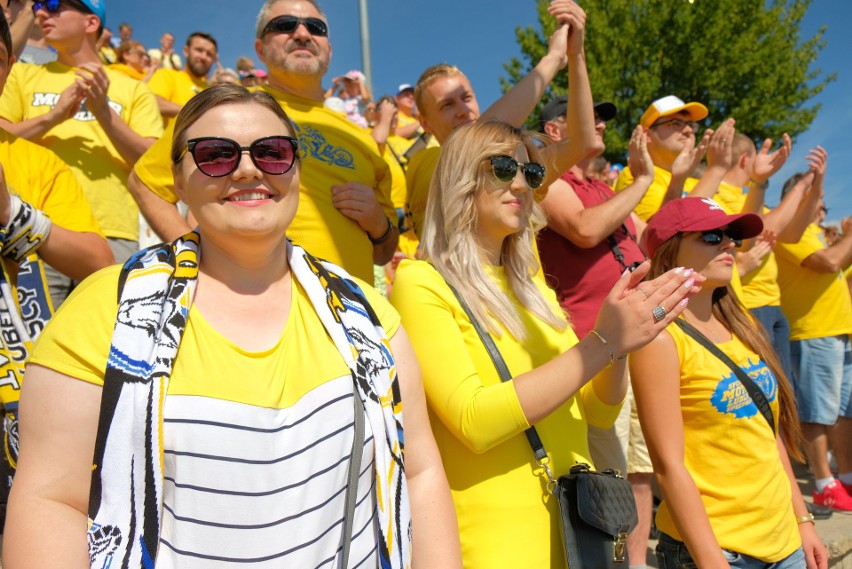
{"left": 537, "top": 171, "right": 645, "bottom": 338}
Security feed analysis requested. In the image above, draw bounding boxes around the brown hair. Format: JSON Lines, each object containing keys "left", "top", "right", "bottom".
{"left": 115, "top": 40, "right": 146, "bottom": 65}
{"left": 650, "top": 234, "right": 804, "bottom": 461}
{"left": 171, "top": 84, "right": 299, "bottom": 165}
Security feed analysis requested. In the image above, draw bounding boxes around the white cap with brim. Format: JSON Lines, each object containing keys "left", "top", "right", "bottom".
{"left": 641, "top": 95, "right": 708, "bottom": 128}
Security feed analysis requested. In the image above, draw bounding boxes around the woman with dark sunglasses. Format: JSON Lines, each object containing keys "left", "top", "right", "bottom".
{"left": 5, "top": 85, "right": 462, "bottom": 569}
{"left": 390, "top": 120, "right": 701, "bottom": 568}
{"left": 630, "top": 197, "right": 828, "bottom": 569}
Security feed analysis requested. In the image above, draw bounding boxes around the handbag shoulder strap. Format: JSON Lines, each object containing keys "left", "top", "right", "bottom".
{"left": 674, "top": 318, "right": 776, "bottom": 436}
{"left": 340, "top": 390, "right": 365, "bottom": 568}
{"left": 444, "top": 282, "right": 549, "bottom": 464}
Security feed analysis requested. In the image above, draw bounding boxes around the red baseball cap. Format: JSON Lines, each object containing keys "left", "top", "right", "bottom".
{"left": 644, "top": 198, "right": 763, "bottom": 257}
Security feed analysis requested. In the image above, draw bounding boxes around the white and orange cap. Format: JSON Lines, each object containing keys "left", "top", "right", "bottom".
{"left": 640, "top": 95, "right": 708, "bottom": 128}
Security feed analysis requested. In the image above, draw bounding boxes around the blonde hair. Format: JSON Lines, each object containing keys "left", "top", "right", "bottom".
{"left": 414, "top": 63, "right": 464, "bottom": 118}
{"left": 650, "top": 234, "right": 804, "bottom": 462}
{"left": 419, "top": 120, "right": 567, "bottom": 340}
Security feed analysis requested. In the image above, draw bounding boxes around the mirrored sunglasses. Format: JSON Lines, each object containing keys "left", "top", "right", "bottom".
{"left": 180, "top": 136, "right": 299, "bottom": 178}
{"left": 489, "top": 155, "right": 546, "bottom": 190}
{"left": 262, "top": 15, "right": 328, "bottom": 38}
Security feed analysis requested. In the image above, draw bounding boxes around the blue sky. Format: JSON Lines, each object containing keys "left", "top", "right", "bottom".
{"left": 110, "top": 1, "right": 850, "bottom": 224}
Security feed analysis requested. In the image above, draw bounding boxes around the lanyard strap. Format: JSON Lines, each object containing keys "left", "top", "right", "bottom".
{"left": 340, "top": 390, "right": 365, "bottom": 568}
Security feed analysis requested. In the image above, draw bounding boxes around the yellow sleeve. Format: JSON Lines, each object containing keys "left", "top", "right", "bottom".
{"left": 125, "top": 80, "right": 165, "bottom": 139}
{"left": 775, "top": 225, "right": 823, "bottom": 266}
{"left": 29, "top": 265, "right": 122, "bottom": 386}
{"left": 145, "top": 68, "right": 174, "bottom": 101}
{"left": 0, "top": 63, "right": 27, "bottom": 122}
{"left": 390, "top": 260, "right": 530, "bottom": 454}
{"left": 134, "top": 121, "right": 179, "bottom": 203}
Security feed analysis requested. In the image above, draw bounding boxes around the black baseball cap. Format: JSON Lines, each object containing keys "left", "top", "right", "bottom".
{"left": 539, "top": 97, "right": 617, "bottom": 128}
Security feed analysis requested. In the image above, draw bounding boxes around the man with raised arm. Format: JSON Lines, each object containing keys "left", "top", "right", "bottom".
{"left": 405, "top": 0, "right": 597, "bottom": 240}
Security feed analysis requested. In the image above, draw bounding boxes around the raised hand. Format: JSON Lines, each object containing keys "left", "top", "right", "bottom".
{"left": 705, "top": 118, "right": 736, "bottom": 171}
{"left": 76, "top": 62, "right": 112, "bottom": 120}
{"left": 627, "top": 125, "right": 654, "bottom": 180}
{"left": 670, "top": 129, "right": 711, "bottom": 181}
{"left": 751, "top": 133, "right": 791, "bottom": 184}
{"left": 547, "top": 0, "right": 586, "bottom": 56}
{"left": 593, "top": 262, "right": 705, "bottom": 358}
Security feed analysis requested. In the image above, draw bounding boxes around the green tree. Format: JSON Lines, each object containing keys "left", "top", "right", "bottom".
{"left": 504, "top": 0, "right": 834, "bottom": 162}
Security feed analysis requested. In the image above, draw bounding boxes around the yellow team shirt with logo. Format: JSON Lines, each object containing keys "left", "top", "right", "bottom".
{"left": 657, "top": 323, "right": 800, "bottom": 562}
{"left": 132, "top": 85, "right": 394, "bottom": 283}
{"left": 146, "top": 68, "right": 208, "bottom": 128}
{"left": 715, "top": 181, "right": 780, "bottom": 309}
{"left": 0, "top": 62, "right": 163, "bottom": 241}
{"left": 775, "top": 223, "right": 852, "bottom": 340}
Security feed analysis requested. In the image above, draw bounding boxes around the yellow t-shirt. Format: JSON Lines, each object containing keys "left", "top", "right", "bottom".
{"left": 614, "top": 165, "right": 699, "bottom": 221}
{"left": 0, "top": 62, "right": 164, "bottom": 241}
{"left": 404, "top": 146, "right": 441, "bottom": 240}
{"left": 29, "top": 264, "right": 398, "bottom": 565}
{"left": 390, "top": 259, "right": 621, "bottom": 569}
{"left": 715, "top": 182, "right": 781, "bottom": 308}
{"left": 146, "top": 68, "right": 208, "bottom": 128}
{"left": 656, "top": 323, "right": 800, "bottom": 562}
{"left": 132, "top": 86, "right": 394, "bottom": 283}
{"left": 0, "top": 129, "right": 102, "bottom": 411}
{"left": 775, "top": 224, "right": 852, "bottom": 340}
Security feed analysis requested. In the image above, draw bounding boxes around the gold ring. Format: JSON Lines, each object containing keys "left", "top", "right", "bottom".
{"left": 639, "top": 287, "right": 651, "bottom": 300}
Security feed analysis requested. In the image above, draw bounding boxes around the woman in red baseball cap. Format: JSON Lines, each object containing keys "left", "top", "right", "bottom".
{"left": 631, "top": 197, "right": 827, "bottom": 569}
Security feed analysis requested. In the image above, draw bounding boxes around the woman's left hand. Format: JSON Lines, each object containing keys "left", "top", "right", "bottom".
{"left": 799, "top": 521, "right": 828, "bottom": 569}
{"left": 593, "top": 260, "right": 704, "bottom": 358}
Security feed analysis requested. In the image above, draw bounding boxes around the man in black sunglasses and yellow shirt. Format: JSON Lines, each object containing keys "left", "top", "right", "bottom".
{"left": 127, "top": 0, "right": 398, "bottom": 284}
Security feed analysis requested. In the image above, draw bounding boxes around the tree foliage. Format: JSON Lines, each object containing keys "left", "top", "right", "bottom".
{"left": 503, "top": 0, "right": 834, "bottom": 162}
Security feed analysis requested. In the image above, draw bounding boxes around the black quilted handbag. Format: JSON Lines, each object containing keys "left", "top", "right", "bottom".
{"left": 553, "top": 463, "right": 639, "bottom": 569}
{"left": 445, "top": 282, "right": 639, "bottom": 568}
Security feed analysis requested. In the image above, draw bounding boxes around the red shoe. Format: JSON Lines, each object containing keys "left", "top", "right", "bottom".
{"left": 842, "top": 479, "right": 852, "bottom": 496}
{"left": 814, "top": 480, "right": 852, "bottom": 514}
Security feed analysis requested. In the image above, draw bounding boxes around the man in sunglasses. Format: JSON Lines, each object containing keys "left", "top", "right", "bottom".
{"left": 0, "top": 0, "right": 162, "bottom": 269}
{"left": 127, "top": 0, "right": 398, "bottom": 284}
{"left": 147, "top": 31, "right": 217, "bottom": 127}
{"left": 405, "top": 0, "right": 598, "bottom": 240}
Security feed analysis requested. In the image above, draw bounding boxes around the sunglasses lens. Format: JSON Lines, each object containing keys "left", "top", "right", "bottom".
{"left": 251, "top": 137, "right": 297, "bottom": 175}
{"left": 491, "top": 156, "right": 518, "bottom": 183}
{"left": 700, "top": 230, "right": 723, "bottom": 246}
{"left": 523, "top": 163, "right": 546, "bottom": 189}
{"left": 305, "top": 18, "right": 328, "bottom": 36}
{"left": 192, "top": 139, "right": 240, "bottom": 177}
